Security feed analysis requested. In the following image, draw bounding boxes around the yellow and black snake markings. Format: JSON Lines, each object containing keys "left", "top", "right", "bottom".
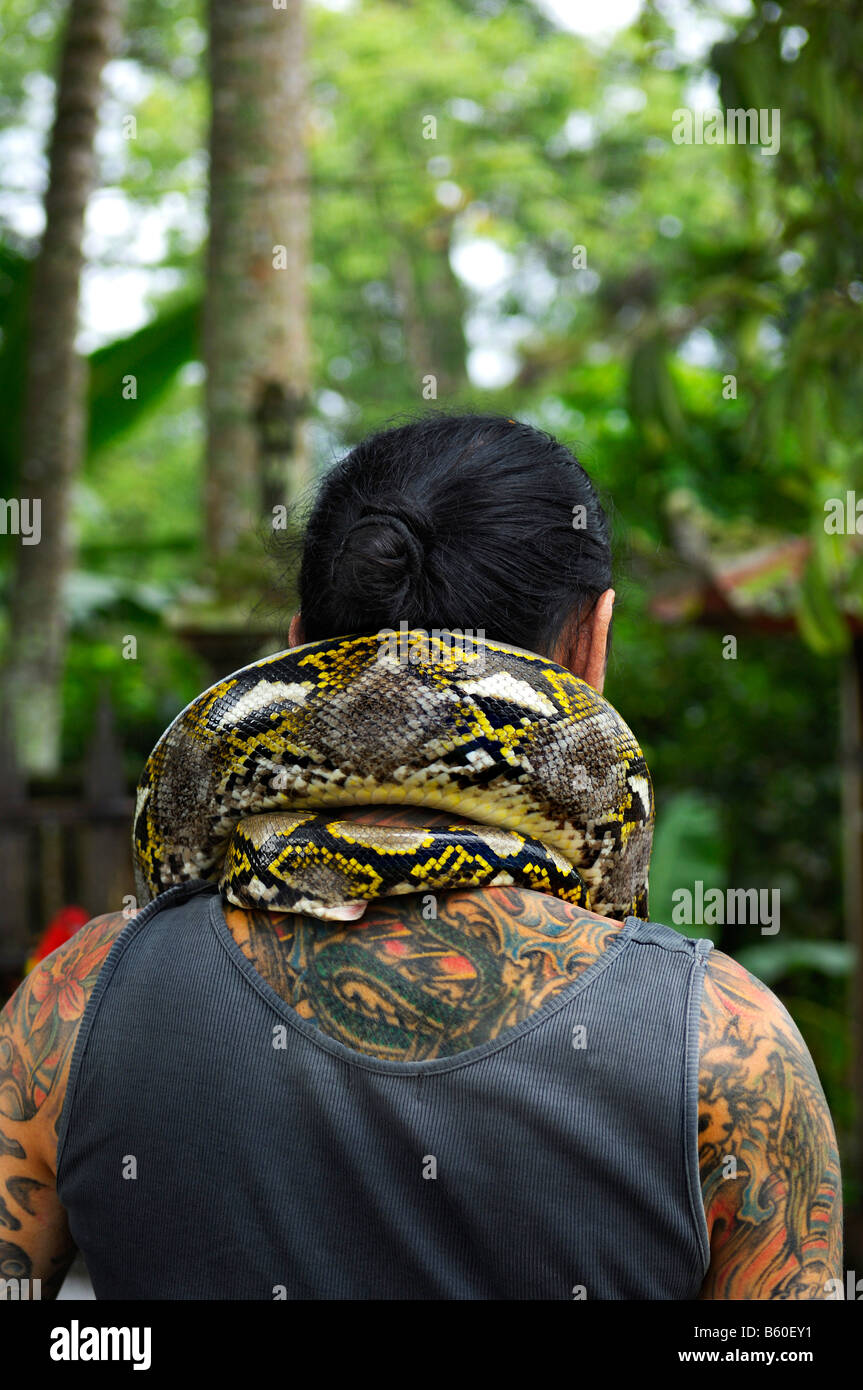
{"left": 223, "top": 814, "right": 588, "bottom": 916}
{"left": 134, "top": 630, "right": 653, "bottom": 922}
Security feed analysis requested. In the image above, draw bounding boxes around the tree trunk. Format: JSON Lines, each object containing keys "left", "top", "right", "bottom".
{"left": 3, "top": 0, "right": 125, "bottom": 775}
{"left": 205, "top": 0, "right": 311, "bottom": 561}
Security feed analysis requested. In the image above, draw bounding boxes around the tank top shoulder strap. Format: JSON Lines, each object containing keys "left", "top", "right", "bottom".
{"left": 621, "top": 914, "right": 714, "bottom": 1278}
{"left": 624, "top": 915, "right": 715, "bottom": 961}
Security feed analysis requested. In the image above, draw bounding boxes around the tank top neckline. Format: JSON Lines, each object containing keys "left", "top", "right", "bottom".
{"left": 207, "top": 891, "right": 644, "bottom": 1077}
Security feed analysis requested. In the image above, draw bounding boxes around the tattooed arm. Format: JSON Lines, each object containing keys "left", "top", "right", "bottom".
{"left": 697, "top": 949, "right": 843, "bottom": 1300}
{"left": 0, "top": 911, "right": 128, "bottom": 1299}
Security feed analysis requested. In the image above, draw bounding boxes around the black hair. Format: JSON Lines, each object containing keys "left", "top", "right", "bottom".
{"left": 283, "top": 410, "right": 612, "bottom": 659}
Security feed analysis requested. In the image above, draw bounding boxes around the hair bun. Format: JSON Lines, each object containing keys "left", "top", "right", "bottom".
{"left": 331, "top": 509, "right": 426, "bottom": 608}
{"left": 360, "top": 498, "right": 433, "bottom": 541}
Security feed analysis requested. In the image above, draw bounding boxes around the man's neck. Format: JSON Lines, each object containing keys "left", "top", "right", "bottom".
{"left": 221, "top": 809, "right": 625, "bottom": 1058}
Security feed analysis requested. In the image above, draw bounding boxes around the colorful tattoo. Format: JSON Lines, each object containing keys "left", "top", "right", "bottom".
{"left": 0, "top": 910, "right": 128, "bottom": 1300}
{"left": 697, "top": 949, "right": 843, "bottom": 1299}
{"left": 223, "top": 883, "right": 621, "bottom": 1061}
{"left": 0, "top": 912, "right": 127, "bottom": 1126}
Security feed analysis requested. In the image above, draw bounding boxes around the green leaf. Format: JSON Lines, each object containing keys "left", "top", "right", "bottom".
{"left": 0, "top": 242, "right": 33, "bottom": 493}
{"left": 735, "top": 940, "right": 856, "bottom": 984}
{"left": 794, "top": 551, "right": 850, "bottom": 656}
{"left": 648, "top": 791, "right": 727, "bottom": 938}
{"left": 87, "top": 295, "right": 202, "bottom": 456}
{"left": 0, "top": 243, "right": 201, "bottom": 487}
{"left": 627, "top": 336, "right": 686, "bottom": 452}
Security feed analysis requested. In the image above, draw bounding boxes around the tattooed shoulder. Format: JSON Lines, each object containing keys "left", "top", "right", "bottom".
{"left": 0, "top": 910, "right": 131, "bottom": 1144}
{"left": 0, "top": 910, "right": 131, "bottom": 1298}
{"left": 697, "top": 948, "right": 843, "bottom": 1299}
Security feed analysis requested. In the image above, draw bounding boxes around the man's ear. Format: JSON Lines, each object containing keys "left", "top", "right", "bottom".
{"left": 581, "top": 589, "right": 614, "bottom": 693}
{"left": 288, "top": 613, "right": 305, "bottom": 647}
{"left": 554, "top": 589, "right": 615, "bottom": 692}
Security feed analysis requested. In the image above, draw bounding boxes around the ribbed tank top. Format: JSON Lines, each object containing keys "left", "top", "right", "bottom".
{"left": 56, "top": 882, "right": 714, "bottom": 1300}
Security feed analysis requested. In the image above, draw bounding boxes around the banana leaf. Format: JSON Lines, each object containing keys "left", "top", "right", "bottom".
{"left": 87, "top": 294, "right": 201, "bottom": 455}
{"left": 0, "top": 243, "right": 33, "bottom": 493}
{"left": 0, "top": 236, "right": 201, "bottom": 490}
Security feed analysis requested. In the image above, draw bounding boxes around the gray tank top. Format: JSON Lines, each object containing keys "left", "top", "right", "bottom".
{"left": 56, "top": 882, "right": 714, "bottom": 1299}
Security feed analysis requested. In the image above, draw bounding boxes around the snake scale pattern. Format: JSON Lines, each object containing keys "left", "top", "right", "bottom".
{"left": 133, "top": 630, "right": 654, "bottom": 922}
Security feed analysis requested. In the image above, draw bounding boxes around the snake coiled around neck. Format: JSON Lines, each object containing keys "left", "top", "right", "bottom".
{"left": 133, "top": 629, "right": 653, "bottom": 922}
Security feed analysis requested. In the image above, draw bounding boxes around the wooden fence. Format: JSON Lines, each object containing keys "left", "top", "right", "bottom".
{"left": 0, "top": 697, "right": 136, "bottom": 981}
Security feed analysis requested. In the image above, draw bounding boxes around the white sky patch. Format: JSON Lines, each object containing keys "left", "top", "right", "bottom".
{"left": 534, "top": 0, "right": 753, "bottom": 57}
{"left": 453, "top": 224, "right": 563, "bottom": 389}
{"left": 94, "top": 60, "right": 157, "bottom": 181}
{"left": 0, "top": 55, "right": 207, "bottom": 354}
{"left": 76, "top": 185, "right": 205, "bottom": 349}
{"left": 651, "top": 0, "right": 749, "bottom": 60}
{"left": 779, "top": 250, "right": 804, "bottom": 277}
{"left": 561, "top": 110, "right": 597, "bottom": 152}
{"left": 452, "top": 230, "right": 561, "bottom": 389}
{"left": 676, "top": 327, "right": 724, "bottom": 369}
{"left": 77, "top": 266, "right": 184, "bottom": 353}
{"left": 780, "top": 25, "right": 809, "bottom": 62}
{"left": 683, "top": 72, "right": 722, "bottom": 111}
{"left": 466, "top": 345, "right": 520, "bottom": 390}
{"left": 757, "top": 320, "right": 784, "bottom": 366}
{"left": 516, "top": 254, "right": 559, "bottom": 315}
{"left": 447, "top": 97, "right": 484, "bottom": 125}
{"left": 316, "top": 388, "right": 357, "bottom": 423}
{"left": 714, "top": 0, "right": 754, "bottom": 14}
{"left": 0, "top": 71, "right": 53, "bottom": 238}
{"left": 180, "top": 361, "right": 206, "bottom": 386}
{"left": 602, "top": 84, "right": 648, "bottom": 117}
{"left": 0, "top": 122, "right": 46, "bottom": 197}
{"left": 533, "top": 0, "right": 642, "bottom": 40}
{"left": 434, "top": 180, "right": 463, "bottom": 210}
{"left": 103, "top": 57, "right": 156, "bottom": 108}
{"left": 451, "top": 237, "right": 515, "bottom": 292}
{"left": 83, "top": 188, "right": 170, "bottom": 264}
